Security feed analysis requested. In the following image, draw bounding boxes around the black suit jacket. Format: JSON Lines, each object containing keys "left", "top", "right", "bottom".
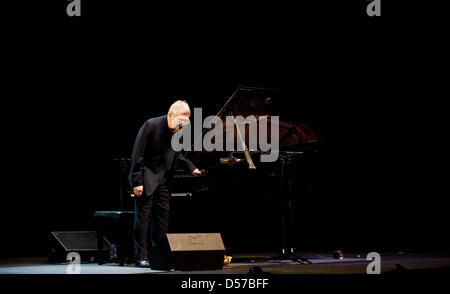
{"left": 128, "top": 115, "right": 196, "bottom": 196}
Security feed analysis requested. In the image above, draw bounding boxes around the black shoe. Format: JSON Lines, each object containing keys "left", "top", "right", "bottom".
{"left": 135, "top": 259, "right": 150, "bottom": 268}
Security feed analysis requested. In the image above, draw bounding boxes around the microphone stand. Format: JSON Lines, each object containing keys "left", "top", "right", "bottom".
{"left": 266, "top": 151, "right": 311, "bottom": 264}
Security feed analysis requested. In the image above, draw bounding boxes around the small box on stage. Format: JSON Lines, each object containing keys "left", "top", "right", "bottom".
{"left": 150, "top": 233, "right": 226, "bottom": 271}
{"left": 48, "top": 231, "right": 112, "bottom": 263}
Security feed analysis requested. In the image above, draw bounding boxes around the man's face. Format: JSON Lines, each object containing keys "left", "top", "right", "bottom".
{"left": 169, "top": 112, "right": 190, "bottom": 132}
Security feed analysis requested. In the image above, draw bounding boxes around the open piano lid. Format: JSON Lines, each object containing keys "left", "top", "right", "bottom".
{"left": 213, "top": 85, "right": 278, "bottom": 120}
{"left": 183, "top": 86, "right": 318, "bottom": 169}
{"left": 184, "top": 86, "right": 277, "bottom": 168}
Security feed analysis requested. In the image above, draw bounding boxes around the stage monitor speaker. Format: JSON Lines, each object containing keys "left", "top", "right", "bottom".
{"left": 150, "top": 233, "right": 226, "bottom": 271}
{"left": 48, "top": 231, "right": 111, "bottom": 263}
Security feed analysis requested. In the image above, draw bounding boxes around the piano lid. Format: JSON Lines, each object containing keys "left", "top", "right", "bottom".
{"left": 212, "top": 86, "right": 318, "bottom": 147}
{"left": 183, "top": 86, "right": 318, "bottom": 168}
{"left": 213, "top": 86, "right": 278, "bottom": 121}
{"left": 194, "top": 86, "right": 278, "bottom": 145}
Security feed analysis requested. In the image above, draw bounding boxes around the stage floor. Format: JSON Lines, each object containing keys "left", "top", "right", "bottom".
{"left": 1, "top": 251, "right": 449, "bottom": 275}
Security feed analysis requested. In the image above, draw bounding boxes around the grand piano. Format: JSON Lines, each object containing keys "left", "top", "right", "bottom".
{"left": 172, "top": 85, "right": 318, "bottom": 193}
{"left": 169, "top": 86, "right": 319, "bottom": 258}
{"left": 96, "top": 86, "right": 320, "bottom": 264}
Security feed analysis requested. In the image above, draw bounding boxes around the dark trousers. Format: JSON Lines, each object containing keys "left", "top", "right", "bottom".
{"left": 133, "top": 176, "right": 170, "bottom": 260}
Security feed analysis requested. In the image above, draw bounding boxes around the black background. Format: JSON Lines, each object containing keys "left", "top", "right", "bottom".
{"left": 1, "top": 1, "right": 448, "bottom": 258}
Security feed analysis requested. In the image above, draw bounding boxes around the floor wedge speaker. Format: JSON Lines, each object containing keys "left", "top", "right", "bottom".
{"left": 48, "top": 231, "right": 111, "bottom": 263}
{"left": 150, "top": 233, "right": 225, "bottom": 271}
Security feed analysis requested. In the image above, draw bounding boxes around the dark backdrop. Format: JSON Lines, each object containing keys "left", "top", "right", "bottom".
{"left": 1, "top": 1, "right": 448, "bottom": 258}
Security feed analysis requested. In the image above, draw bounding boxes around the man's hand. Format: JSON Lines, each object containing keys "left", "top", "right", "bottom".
{"left": 191, "top": 168, "right": 202, "bottom": 175}
{"left": 133, "top": 185, "right": 144, "bottom": 198}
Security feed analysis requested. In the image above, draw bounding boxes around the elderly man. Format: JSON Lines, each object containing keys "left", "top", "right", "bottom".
{"left": 129, "top": 100, "right": 201, "bottom": 268}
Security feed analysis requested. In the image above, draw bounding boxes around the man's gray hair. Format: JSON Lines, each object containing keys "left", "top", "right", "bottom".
{"left": 168, "top": 100, "right": 190, "bottom": 116}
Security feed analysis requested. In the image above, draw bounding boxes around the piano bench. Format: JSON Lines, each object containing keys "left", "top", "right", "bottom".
{"left": 93, "top": 211, "right": 135, "bottom": 265}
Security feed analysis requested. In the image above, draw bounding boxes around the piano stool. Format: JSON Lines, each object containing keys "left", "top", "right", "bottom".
{"left": 93, "top": 211, "right": 135, "bottom": 265}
